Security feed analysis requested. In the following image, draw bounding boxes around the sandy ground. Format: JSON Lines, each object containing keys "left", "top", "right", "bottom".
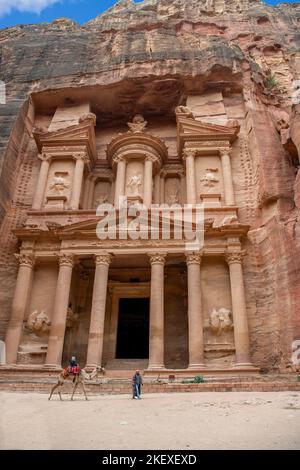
{"left": 0, "top": 391, "right": 299, "bottom": 450}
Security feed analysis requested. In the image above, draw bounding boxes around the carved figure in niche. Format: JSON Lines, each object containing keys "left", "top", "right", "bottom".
{"left": 127, "top": 114, "right": 147, "bottom": 133}
{"left": 166, "top": 180, "right": 180, "bottom": 204}
{"left": 209, "top": 308, "right": 233, "bottom": 336}
{"left": 94, "top": 193, "right": 109, "bottom": 207}
{"left": 48, "top": 172, "right": 70, "bottom": 195}
{"left": 127, "top": 173, "right": 142, "bottom": 195}
{"left": 175, "top": 106, "right": 194, "bottom": 119}
{"left": 26, "top": 310, "right": 51, "bottom": 335}
{"left": 200, "top": 168, "right": 219, "bottom": 188}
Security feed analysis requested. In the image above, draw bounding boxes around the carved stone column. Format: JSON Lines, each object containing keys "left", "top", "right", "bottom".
{"left": 154, "top": 173, "right": 161, "bottom": 204}
{"left": 186, "top": 252, "right": 205, "bottom": 368}
{"left": 179, "top": 169, "right": 185, "bottom": 205}
{"left": 183, "top": 150, "right": 197, "bottom": 204}
{"left": 32, "top": 153, "right": 51, "bottom": 210}
{"left": 5, "top": 253, "right": 35, "bottom": 364}
{"left": 143, "top": 156, "right": 155, "bottom": 207}
{"left": 160, "top": 170, "right": 165, "bottom": 204}
{"left": 83, "top": 175, "right": 93, "bottom": 209}
{"left": 70, "top": 152, "right": 87, "bottom": 210}
{"left": 45, "top": 254, "right": 74, "bottom": 367}
{"left": 114, "top": 156, "right": 127, "bottom": 208}
{"left": 86, "top": 253, "right": 111, "bottom": 368}
{"left": 219, "top": 149, "right": 235, "bottom": 206}
{"left": 148, "top": 253, "right": 166, "bottom": 369}
{"left": 225, "top": 252, "right": 251, "bottom": 366}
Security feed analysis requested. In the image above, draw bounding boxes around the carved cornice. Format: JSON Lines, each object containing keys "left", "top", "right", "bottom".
{"left": 15, "top": 253, "right": 35, "bottom": 268}
{"left": 148, "top": 253, "right": 167, "bottom": 265}
{"left": 225, "top": 252, "right": 245, "bottom": 265}
{"left": 58, "top": 253, "right": 74, "bottom": 267}
{"left": 94, "top": 253, "right": 112, "bottom": 267}
{"left": 185, "top": 252, "right": 202, "bottom": 266}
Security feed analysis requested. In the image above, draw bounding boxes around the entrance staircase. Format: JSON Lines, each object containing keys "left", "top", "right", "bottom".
{"left": 104, "top": 359, "right": 148, "bottom": 377}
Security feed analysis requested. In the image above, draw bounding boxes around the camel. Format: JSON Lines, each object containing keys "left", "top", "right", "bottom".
{"left": 48, "top": 365, "right": 105, "bottom": 401}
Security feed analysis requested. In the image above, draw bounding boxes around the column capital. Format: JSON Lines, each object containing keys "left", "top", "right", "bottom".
{"left": 218, "top": 148, "right": 231, "bottom": 157}
{"left": 38, "top": 152, "right": 52, "bottom": 162}
{"left": 186, "top": 251, "right": 202, "bottom": 266}
{"left": 94, "top": 253, "right": 112, "bottom": 267}
{"left": 58, "top": 253, "right": 75, "bottom": 267}
{"left": 73, "top": 151, "right": 88, "bottom": 163}
{"left": 145, "top": 155, "right": 157, "bottom": 163}
{"left": 113, "top": 155, "right": 126, "bottom": 165}
{"left": 183, "top": 149, "right": 196, "bottom": 160}
{"left": 15, "top": 253, "right": 35, "bottom": 268}
{"left": 225, "top": 251, "right": 245, "bottom": 265}
{"left": 148, "top": 253, "right": 167, "bottom": 265}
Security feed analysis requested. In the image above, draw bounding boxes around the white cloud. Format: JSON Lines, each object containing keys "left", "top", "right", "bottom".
{"left": 0, "top": 0, "right": 61, "bottom": 17}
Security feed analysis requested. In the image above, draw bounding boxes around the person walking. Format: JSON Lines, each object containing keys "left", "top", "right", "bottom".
{"left": 132, "top": 370, "right": 143, "bottom": 399}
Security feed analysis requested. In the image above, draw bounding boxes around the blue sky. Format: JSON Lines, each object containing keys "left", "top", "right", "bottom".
{"left": 0, "top": 0, "right": 298, "bottom": 29}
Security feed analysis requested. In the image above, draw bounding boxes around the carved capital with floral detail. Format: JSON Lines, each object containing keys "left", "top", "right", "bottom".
{"left": 38, "top": 153, "right": 52, "bottom": 162}
{"left": 225, "top": 252, "right": 245, "bottom": 265}
{"left": 183, "top": 149, "right": 197, "bottom": 160}
{"left": 58, "top": 253, "right": 74, "bottom": 267}
{"left": 94, "top": 253, "right": 112, "bottom": 267}
{"left": 218, "top": 148, "right": 231, "bottom": 158}
{"left": 148, "top": 253, "right": 167, "bottom": 266}
{"left": 185, "top": 252, "right": 202, "bottom": 266}
{"left": 144, "top": 155, "right": 158, "bottom": 163}
{"left": 73, "top": 151, "right": 88, "bottom": 163}
{"left": 15, "top": 253, "right": 35, "bottom": 268}
{"left": 113, "top": 155, "right": 126, "bottom": 165}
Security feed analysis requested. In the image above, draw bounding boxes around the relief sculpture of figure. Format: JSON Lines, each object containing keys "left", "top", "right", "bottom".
{"left": 200, "top": 168, "right": 219, "bottom": 188}
{"left": 209, "top": 308, "right": 233, "bottom": 336}
{"left": 26, "top": 310, "right": 51, "bottom": 335}
{"left": 48, "top": 172, "right": 70, "bottom": 195}
{"left": 127, "top": 173, "right": 142, "bottom": 195}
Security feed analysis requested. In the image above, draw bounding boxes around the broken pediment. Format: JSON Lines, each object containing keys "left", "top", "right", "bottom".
{"left": 33, "top": 117, "right": 97, "bottom": 164}
{"left": 177, "top": 115, "right": 240, "bottom": 155}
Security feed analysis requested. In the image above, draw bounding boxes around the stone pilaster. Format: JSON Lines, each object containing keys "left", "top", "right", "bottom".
{"left": 219, "top": 149, "right": 235, "bottom": 206}
{"left": 148, "top": 253, "right": 166, "bottom": 369}
{"left": 225, "top": 252, "right": 251, "bottom": 366}
{"left": 186, "top": 252, "right": 205, "bottom": 368}
{"left": 32, "top": 153, "right": 51, "bottom": 210}
{"left": 143, "top": 156, "right": 155, "bottom": 207}
{"left": 183, "top": 150, "right": 197, "bottom": 204}
{"left": 70, "top": 152, "right": 87, "bottom": 210}
{"left": 5, "top": 253, "right": 35, "bottom": 364}
{"left": 114, "top": 156, "right": 127, "bottom": 208}
{"left": 86, "top": 253, "right": 111, "bottom": 368}
{"left": 45, "top": 253, "right": 74, "bottom": 368}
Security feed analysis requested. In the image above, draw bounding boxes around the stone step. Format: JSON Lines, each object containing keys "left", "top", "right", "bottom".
{"left": 0, "top": 380, "right": 299, "bottom": 394}
{"left": 105, "top": 359, "right": 149, "bottom": 370}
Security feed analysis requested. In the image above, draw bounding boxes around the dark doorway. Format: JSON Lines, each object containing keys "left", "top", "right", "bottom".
{"left": 116, "top": 298, "right": 149, "bottom": 359}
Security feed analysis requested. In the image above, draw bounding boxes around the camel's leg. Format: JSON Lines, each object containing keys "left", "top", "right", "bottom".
{"left": 58, "top": 385, "right": 63, "bottom": 401}
{"left": 81, "top": 381, "right": 89, "bottom": 401}
{"left": 71, "top": 382, "right": 79, "bottom": 401}
{"left": 48, "top": 383, "right": 60, "bottom": 401}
